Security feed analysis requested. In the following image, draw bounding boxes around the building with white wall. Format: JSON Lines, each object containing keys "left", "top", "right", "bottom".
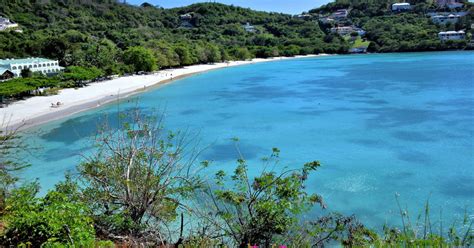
{"left": 0, "top": 58, "right": 64, "bottom": 78}
{"left": 438, "top": 30, "right": 466, "bottom": 41}
{"left": 0, "top": 16, "right": 19, "bottom": 31}
{"left": 431, "top": 14, "right": 461, "bottom": 24}
{"left": 331, "top": 26, "right": 366, "bottom": 36}
{"left": 392, "top": 3, "right": 412, "bottom": 12}
{"left": 243, "top": 22, "right": 256, "bottom": 32}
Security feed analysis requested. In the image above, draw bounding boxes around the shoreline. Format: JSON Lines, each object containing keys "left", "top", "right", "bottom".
{"left": 0, "top": 54, "right": 329, "bottom": 131}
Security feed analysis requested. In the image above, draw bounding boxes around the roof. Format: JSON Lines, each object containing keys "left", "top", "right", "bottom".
{"left": 0, "top": 57, "right": 56, "bottom": 66}
{"left": 0, "top": 66, "right": 11, "bottom": 75}
{"left": 439, "top": 31, "right": 465, "bottom": 34}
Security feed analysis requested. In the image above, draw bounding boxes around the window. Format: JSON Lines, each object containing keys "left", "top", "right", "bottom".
{"left": 47, "top": 63, "right": 51, "bottom": 67}
{"left": 12, "top": 66, "right": 16, "bottom": 70}
{"left": 18, "top": 66, "right": 22, "bottom": 69}
{"left": 34, "top": 65, "right": 37, "bottom": 68}
{"left": 29, "top": 65, "right": 32, "bottom": 68}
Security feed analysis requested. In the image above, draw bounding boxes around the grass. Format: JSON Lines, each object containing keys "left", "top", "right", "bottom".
{"left": 352, "top": 37, "right": 370, "bottom": 48}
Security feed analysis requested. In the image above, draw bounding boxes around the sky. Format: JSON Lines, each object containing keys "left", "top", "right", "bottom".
{"left": 126, "top": 0, "right": 334, "bottom": 14}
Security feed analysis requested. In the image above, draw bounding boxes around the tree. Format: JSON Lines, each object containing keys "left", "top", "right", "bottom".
{"left": 174, "top": 46, "right": 194, "bottom": 66}
{"left": 123, "top": 46, "right": 157, "bottom": 73}
{"left": 0, "top": 123, "right": 28, "bottom": 212}
{"left": 231, "top": 47, "right": 253, "bottom": 60}
{"left": 77, "top": 109, "right": 203, "bottom": 244}
{"left": 198, "top": 146, "right": 325, "bottom": 247}
{"left": 61, "top": 66, "right": 103, "bottom": 85}
{"left": 20, "top": 68, "right": 32, "bottom": 78}
{"left": 205, "top": 44, "right": 222, "bottom": 63}
{"left": 0, "top": 181, "right": 106, "bottom": 247}
{"left": 84, "top": 39, "right": 119, "bottom": 74}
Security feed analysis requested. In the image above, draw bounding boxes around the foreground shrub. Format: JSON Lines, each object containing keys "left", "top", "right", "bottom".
{"left": 0, "top": 181, "right": 102, "bottom": 247}
{"left": 77, "top": 109, "right": 203, "bottom": 244}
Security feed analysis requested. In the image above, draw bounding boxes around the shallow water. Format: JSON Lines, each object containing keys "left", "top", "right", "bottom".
{"left": 20, "top": 51, "right": 474, "bottom": 228}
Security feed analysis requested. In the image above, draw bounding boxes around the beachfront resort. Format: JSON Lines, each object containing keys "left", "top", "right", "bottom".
{"left": 0, "top": 57, "right": 64, "bottom": 80}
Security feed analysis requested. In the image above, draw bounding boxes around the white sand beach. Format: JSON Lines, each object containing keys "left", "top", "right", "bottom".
{"left": 0, "top": 55, "right": 326, "bottom": 130}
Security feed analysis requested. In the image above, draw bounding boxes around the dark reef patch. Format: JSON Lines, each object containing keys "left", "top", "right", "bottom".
{"left": 201, "top": 141, "right": 265, "bottom": 162}
{"left": 392, "top": 131, "right": 436, "bottom": 142}
{"left": 396, "top": 150, "right": 431, "bottom": 165}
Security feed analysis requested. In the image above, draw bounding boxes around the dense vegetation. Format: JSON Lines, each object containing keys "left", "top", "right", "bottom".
{"left": 0, "top": 1, "right": 346, "bottom": 68}
{"left": 311, "top": 0, "right": 473, "bottom": 52}
{"left": 0, "top": 110, "right": 472, "bottom": 247}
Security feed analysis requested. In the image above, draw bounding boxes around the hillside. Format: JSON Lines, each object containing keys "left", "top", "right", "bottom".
{"left": 310, "top": 0, "right": 473, "bottom": 52}
{"left": 1, "top": 0, "right": 472, "bottom": 69}
{"left": 0, "top": 1, "right": 347, "bottom": 70}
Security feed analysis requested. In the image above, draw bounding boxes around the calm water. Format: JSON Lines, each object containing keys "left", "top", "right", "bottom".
{"left": 21, "top": 52, "right": 474, "bottom": 228}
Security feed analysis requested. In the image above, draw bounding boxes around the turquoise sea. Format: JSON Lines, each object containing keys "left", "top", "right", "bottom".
{"left": 21, "top": 51, "right": 473, "bottom": 228}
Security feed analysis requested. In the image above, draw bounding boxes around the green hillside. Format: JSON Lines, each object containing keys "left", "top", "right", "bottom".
{"left": 311, "top": 0, "right": 473, "bottom": 52}
{"left": 0, "top": 1, "right": 347, "bottom": 70}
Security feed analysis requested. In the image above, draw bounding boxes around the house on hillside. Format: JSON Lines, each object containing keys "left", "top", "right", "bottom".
{"left": 0, "top": 16, "right": 19, "bottom": 32}
{"left": 436, "top": 0, "right": 464, "bottom": 9}
{"left": 438, "top": 30, "right": 465, "bottom": 41}
{"left": 179, "top": 13, "right": 195, "bottom": 29}
{"left": 0, "top": 58, "right": 64, "bottom": 78}
{"left": 431, "top": 14, "right": 461, "bottom": 25}
{"left": 319, "top": 17, "right": 335, "bottom": 24}
{"left": 392, "top": 3, "right": 412, "bottom": 12}
{"left": 243, "top": 22, "right": 256, "bottom": 33}
{"left": 331, "top": 26, "right": 366, "bottom": 36}
{"left": 297, "top": 14, "right": 312, "bottom": 20}
{"left": 331, "top": 26, "right": 353, "bottom": 35}
{"left": 331, "top": 9, "right": 349, "bottom": 20}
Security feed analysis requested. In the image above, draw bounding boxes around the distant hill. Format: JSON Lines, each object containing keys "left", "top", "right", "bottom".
{"left": 0, "top": 0, "right": 471, "bottom": 74}
{"left": 310, "top": 0, "right": 473, "bottom": 52}
{"left": 0, "top": 1, "right": 348, "bottom": 69}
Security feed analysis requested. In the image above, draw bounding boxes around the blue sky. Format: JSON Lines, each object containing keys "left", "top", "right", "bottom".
{"left": 126, "top": 0, "right": 334, "bottom": 14}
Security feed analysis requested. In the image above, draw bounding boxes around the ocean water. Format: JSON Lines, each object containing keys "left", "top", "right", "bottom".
{"left": 20, "top": 52, "right": 474, "bottom": 228}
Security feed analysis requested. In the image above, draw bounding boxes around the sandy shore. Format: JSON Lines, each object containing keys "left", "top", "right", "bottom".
{"left": 0, "top": 55, "right": 327, "bottom": 130}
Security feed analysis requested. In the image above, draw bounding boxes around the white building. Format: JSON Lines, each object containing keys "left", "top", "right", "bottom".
{"left": 431, "top": 14, "right": 461, "bottom": 24}
{"left": 331, "top": 26, "right": 365, "bottom": 36}
{"left": 319, "top": 17, "right": 335, "bottom": 24}
{"left": 0, "top": 16, "right": 19, "bottom": 31}
{"left": 392, "top": 3, "right": 412, "bottom": 12}
{"left": 243, "top": 22, "right": 256, "bottom": 32}
{"left": 179, "top": 13, "right": 195, "bottom": 28}
{"left": 438, "top": 30, "right": 466, "bottom": 41}
{"left": 0, "top": 57, "right": 64, "bottom": 78}
{"left": 331, "top": 9, "right": 349, "bottom": 19}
